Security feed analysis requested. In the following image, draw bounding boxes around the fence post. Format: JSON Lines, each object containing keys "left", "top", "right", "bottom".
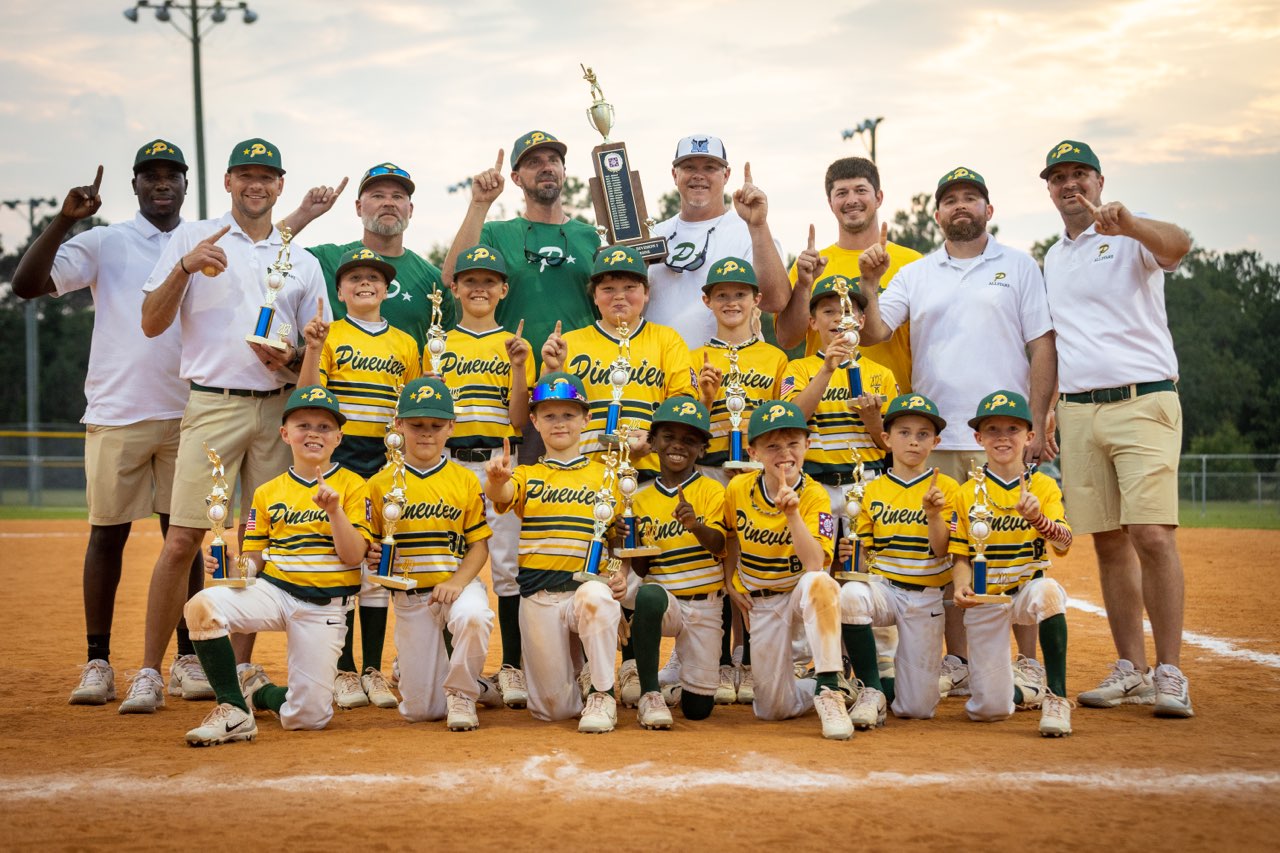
{"left": 1201, "top": 455, "right": 1207, "bottom": 516}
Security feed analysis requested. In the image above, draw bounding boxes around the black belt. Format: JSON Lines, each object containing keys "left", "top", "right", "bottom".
{"left": 290, "top": 592, "right": 351, "bottom": 607}
{"left": 889, "top": 579, "right": 931, "bottom": 592}
{"left": 451, "top": 447, "right": 495, "bottom": 462}
{"left": 809, "top": 462, "right": 885, "bottom": 486}
{"left": 191, "top": 382, "right": 293, "bottom": 399}
{"left": 1060, "top": 379, "right": 1176, "bottom": 405}
{"left": 675, "top": 591, "right": 717, "bottom": 601}
{"left": 748, "top": 588, "right": 786, "bottom": 598}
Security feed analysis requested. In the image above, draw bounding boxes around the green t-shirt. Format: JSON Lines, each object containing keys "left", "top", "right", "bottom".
{"left": 479, "top": 218, "right": 600, "bottom": 370}
{"left": 307, "top": 240, "right": 454, "bottom": 349}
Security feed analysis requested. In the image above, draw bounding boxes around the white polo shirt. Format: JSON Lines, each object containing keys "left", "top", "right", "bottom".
{"left": 50, "top": 212, "right": 188, "bottom": 426}
{"left": 1043, "top": 220, "right": 1179, "bottom": 393}
{"left": 647, "top": 208, "right": 783, "bottom": 349}
{"left": 143, "top": 212, "right": 330, "bottom": 392}
{"left": 879, "top": 235, "right": 1053, "bottom": 450}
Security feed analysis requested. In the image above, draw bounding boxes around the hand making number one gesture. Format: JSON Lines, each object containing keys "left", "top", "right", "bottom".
{"left": 485, "top": 437, "right": 514, "bottom": 490}
{"left": 62, "top": 165, "right": 104, "bottom": 221}
{"left": 1073, "top": 193, "right": 1133, "bottom": 237}
{"left": 921, "top": 467, "right": 945, "bottom": 517}
{"left": 732, "top": 161, "right": 768, "bottom": 226}
{"left": 795, "top": 224, "right": 829, "bottom": 290}
{"left": 472, "top": 149, "right": 506, "bottom": 206}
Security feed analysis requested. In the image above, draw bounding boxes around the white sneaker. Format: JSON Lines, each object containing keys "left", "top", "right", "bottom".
{"left": 445, "top": 690, "right": 479, "bottom": 731}
{"left": 849, "top": 683, "right": 887, "bottom": 730}
{"left": 578, "top": 691, "right": 617, "bottom": 734}
{"left": 637, "top": 690, "right": 673, "bottom": 730}
{"left": 119, "top": 668, "right": 166, "bottom": 714}
{"left": 617, "top": 659, "right": 641, "bottom": 708}
{"left": 69, "top": 659, "right": 115, "bottom": 705}
{"left": 168, "top": 654, "right": 215, "bottom": 700}
{"left": 939, "top": 655, "right": 970, "bottom": 697}
{"left": 497, "top": 664, "right": 528, "bottom": 709}
{"left": 736, "top": 665, "right": 755, "bottom": 704}
{"left": 1153, "top": 664, "right": 1194, "bottom": 718}
{"left": 239, "top": 664, "right": 272, "bottom": 717}
{"left": 1014, "top": 656, "right": 1048, "bottom": 710}
{"left": 1040, "top": 692, "right": 1075, "bottom": 737}
{"left": 814, "top": 686, "right": 854, "bottom": 741}
{"left": 185, "top": 702, "right": 257, "bottom": 747}
{"left": 1078, "top": 659, "right": 1155, "bottom": 708}
{"left": 476, "top": 677, "right": 503, "bottom": 709}
{"left": 714, "top": 664, "right": 738, "bottom": 704}
{"left": 361, "top": 667, "right": 398, "bottom": 708}
{"left": 334, "top": 670, "right": 369, "bottom": 709}
{"left": 389, "top": 656, "right": 400, "bottom": 688}
{"left": 657, "top": 649, "right": 682, "bottom": 688}
{"left": 660, "top": 683, "right": 683, "bottom": 707}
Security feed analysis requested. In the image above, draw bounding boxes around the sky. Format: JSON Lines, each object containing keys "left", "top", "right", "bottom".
{"left": 2, "top": 0, "right": 1278, "bottom": 263}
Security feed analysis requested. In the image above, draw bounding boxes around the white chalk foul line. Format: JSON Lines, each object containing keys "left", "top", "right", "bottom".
{"left": 1067, "top": 597, "right": 1280, "bottom": 669}
{"left": 1, "top": 755, "right": 1278, "bottom": 802}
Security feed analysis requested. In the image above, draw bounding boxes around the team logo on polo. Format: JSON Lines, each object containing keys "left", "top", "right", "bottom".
{"left": 144, "top": 141, "right": 174, "bottom": 156}
{"left": 411, "top": 384, "right": 439, "bottom": 403}
{"left": 762, "top": 404, "right": 788, "bottom": 423}
{"left": 676, "top": 401, "right": 703, "bottom": 420}
{"left": 988, "top": 271, "right": 1008, "bottom": 288}
{"left": 1095, "top": 243, "right": 1115, "bottom": 262}
{"left": 1052, "top": 142, "right": 1081, "bottom": 160}
{"left": 302, "top": 387, "right": 331, "bottom": 403}
{"left": 465, "top": 247, "right": 493, "bottom": 262}
{"left": 244, "top": 142, "right": 271, "bottom": 158}
{"left": 603, "top": 249, "right": 630, "bottom": 265}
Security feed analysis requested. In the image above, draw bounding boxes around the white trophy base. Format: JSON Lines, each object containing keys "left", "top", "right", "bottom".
{"left": 572, "top": 570, "right": 609, "bottom": 584}
{"left": 616, "top": 545, "right": 661, "bottom": 558}
{"left": 971, "top": 593, "right": 1012, "bottom": 605}
{"left": 724, "top": 459, "right": 764, "bottom": 472}
{"left": 833, "top": 571, "right": 873, "bottom": 583}
{"left": 208, "top": 576, "right": 255, "bottom": 589}
{"left": 370, "top": 574, "right": 418, "bottom": 590}
{"left": 245, "top": 334, "right": 288, "bottom": 350}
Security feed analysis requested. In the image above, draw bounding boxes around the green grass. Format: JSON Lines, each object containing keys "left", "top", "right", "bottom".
{"left": 1179, "top": 500, "right": 1279, "bottom": 530}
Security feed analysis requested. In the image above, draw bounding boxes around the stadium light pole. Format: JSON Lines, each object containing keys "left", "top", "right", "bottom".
{"left": 123, "top": 0, "right": 259, "bottom": 219}
{"left": 840, "top": 117, "right": 885, "bottom": 164}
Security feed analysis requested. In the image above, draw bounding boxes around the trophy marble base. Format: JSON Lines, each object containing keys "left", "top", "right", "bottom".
{"left": 833, "top": 571, "right": 873, "bottom": 583}
{"left": 617, "top": 545, "right": 661, "bottom": 558}
{"left": 971, "top": 593, "right": 1011, "bottom": 605}
{"left": 724, "top": 459, "right": 764, "bottom": 472}
{"left": 370, "top": 574, "right": 418, "bottom": 591}
{"left": 208, "top": 576, "right": 255, "bottom": 589}
{"left": 572, "top": 570, "right": 608, "bottom": 584}
{"left": 245, "top": 334, "right": 288, "bottom": 351}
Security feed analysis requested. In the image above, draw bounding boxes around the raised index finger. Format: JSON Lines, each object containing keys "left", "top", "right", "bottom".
{"left": 315, "top": 467, "right": 326, "bottom": 486}
{"left": 333, "top": 176, "right": 349, "bottom": 197}
{"left": 514, "top": 319, "right": 524, "bottom": 339}
{"left": 807, "top": 224, "right": 816, "bottom": 252}
{"left": 1073, "top": 193, "right": 1100, "bottom": 215}
{"left": 553, "top": 320, "right": 562, "bottom": 336}
{"left": 879, "top": 222, "right": 888, "bottom": 247}
{"left": 315, "top": 297, "right": 325, "bottom": 319}
{"left": 202, "top": 224, "right": 232, "bottom": 245}
{"left": 90, "top": 164, "right": 104, "bottom": 196}
{"left": 930, "top": 467, "right": 939, "bottom": 487}
{"left": 743, "top": 161, "right": 753, "bottom": 185}
{"left": 495, "top": 149, "right": 505, "bottom": 171}
{"left": 502, "top": 436, "right": 511, "bottom": 462}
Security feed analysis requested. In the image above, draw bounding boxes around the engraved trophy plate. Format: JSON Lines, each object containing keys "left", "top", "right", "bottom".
{"left": 246, "top": 224, "right": 295, "bottom": 351}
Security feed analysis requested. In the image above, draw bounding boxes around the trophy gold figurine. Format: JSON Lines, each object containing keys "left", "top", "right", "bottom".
{"left": 246, "top": 224, "right": 294, "bottom": 350}
{"left": 581, "top": 64, "right": 667, "bottom": 261}
{"left": 573, "top": 446, "right": 620, "bottom": 584}
{"left": 833, "top": 445, "right": 871, "bottom": 582}
{"left": 204, "top": 443, "right": 254, "bottom": 588}
{"left": 425, "top": 289, "right": 448, "bottom": 377}
{"left": 967, "top": 460, "right": 1009, "bottom": 605}
{"left": 722, "top": 345, "right": 763, "bottom": 472}
{"left": 370, "top": 425, "right": 417, "bottom": 590}
{"left": 831, "top": 276, "right": 864, "bottom": 397}
{"left": 614, "top": 422, "right": 660, "bottom": 557}
{"left": 602, "top": 313, "right": 632, "bottom": 445}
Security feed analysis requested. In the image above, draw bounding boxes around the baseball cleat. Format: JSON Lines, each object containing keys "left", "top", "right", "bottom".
{"left": 239, "top": 664, "right": 272, "bottom": 717}
{"left": 185, "top": 702, "right": 257, "bottom": 747}
{"left": 637, "top": 691, "right": 674, "bottom": 730}
{"left": 118, "top": 668, "right": 166, "bottom": 714}
{"left": 445, "top": 690, "right": 480, "bottom": 731}
{"left": 661, "top": 683, "right": 683, "bottom": 707}
{"left": 1078, "top": 659, "right": 1155, "bottom": 708}
{"left": 617, "top": 659, "right": 641, "bottom": 708}
{"left": 815, "top": 687, "right": 854, "bottom": 741}
{"left": 714, "top": 665, "right": 738, "bottom": 704}
{"left": 334, "top": 671, "right": 370, "bottom": 709}
{"left": 69, "top": 659, "right": 115, "bottom": 705}
{"left": 497, "top": 664, "right": 528, "bottom": 709}
{"left": 736, "top": 664, "right": 755, "bottom": 704}
{"left": 1014, "top": 656, "right": 1048, "bottom": 710}
{"left": 577, "top": 666, "right": 593, "bottom": 702}
{"left": 1153, "top": 664, "right": 1194, "bottom": 718}
{"left": 169, "top": 654, "right": 215, "bottom": 700}
{"left": 658, "top": 650, "right": 682, "bottom": 688}
{"left": 1039, "top": 692, "right": 1074, "bottom": 737}
{"left": 476, "top": 677, "right": 503, "bottom": 709}
{"left": 939, "top": 654, "right": 970, "bottom": 697}
{"left": 361, "top": 667, "right": 399, "bottom": 708}
{"left": 389, "top": 656, "right": 400, "bottom": 688}
{"left": 578, "top": 692, "right": 617, "bottom": 734}
{"left": 849, "top": 683, "right": 887, "bottom": 730}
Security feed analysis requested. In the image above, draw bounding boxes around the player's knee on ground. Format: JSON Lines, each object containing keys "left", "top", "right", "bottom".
{"left": 182, "top": 591, "right": 227, "bottom": 640}
{"left": 681, "top": 689, "right": 715, "bottom": 720}
{"left": 839, "top": 581, "right": 874, "bottom": 624}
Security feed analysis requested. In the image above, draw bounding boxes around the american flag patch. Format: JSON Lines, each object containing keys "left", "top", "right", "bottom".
{"left": 245, "top": 509, "right": 257, "bottom": 531}
{"left": 818, "top": 512, "right": 834, "bottom": 539}
{"left": 780, "top": 376, "right": 795, "bottom": 396}
{"left": 949, "top": 511, "right": 958, "bottom": 533}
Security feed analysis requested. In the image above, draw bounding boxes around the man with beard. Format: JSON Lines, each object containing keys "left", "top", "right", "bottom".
{"left": 286, "top": 163, "right": 454, "bottom": 348}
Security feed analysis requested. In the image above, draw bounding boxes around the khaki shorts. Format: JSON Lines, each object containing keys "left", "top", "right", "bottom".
{"left": 1056, "top": 391, "right": 1181, "bottom": 534}
{"left": 169, "top": 390, "right": 292, "bottom": 529}
{"left": 84, "top": 419, "right": 182, "bottom": 525}
{"left": 929, "top": 450, "right": 987, "bottom": 485}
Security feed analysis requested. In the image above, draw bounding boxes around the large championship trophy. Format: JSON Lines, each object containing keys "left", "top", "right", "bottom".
{"left": 370, "top": 422, "right": 417, "bottom": 590}
{"left": 602, "top": 313, "right": 632, "bottom": 445}
{"left": 425, "top": 289, "right": 448, "bottom": 377}
{"left": 204, "top": 444, "right": 254, "bottom": 588}
{"left": 832, "top": 276, "right": 864, "bottom": 396}
{"left": 581, "top": 65, "right": 667, "bottom": 261}
{"left": 722, "top": 344, "right": 763, "bottom": 472}
{"left": 833, "top": 445, "right": 871, "bottom": 582}
{"left": 613, "top": 422, "right": 660, "bottom": 558}
{"left": 245, "top": 225, "right": 294, "bottom": 350}
{"left": 573, "top": 446, "right": 620, "bottom": 584}
{"left": 966, "top": 460, "right": 1009, "bottom": 605}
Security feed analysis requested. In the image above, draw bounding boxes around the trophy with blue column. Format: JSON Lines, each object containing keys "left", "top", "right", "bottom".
{"left": 967, "top": 461, "right": 1009, "bottom": 604}
{"left": 614, "top": 422, "right": 660, "bottom": 557}
{"left": 370, "top": 420, "right": 417, "bottom": 590}
{"left": 574, "top": 446, "right": 620, "bottom": 583}
{"left": 602, "top": 314, "right": 632, "bottom": 446}
{"left": 833, "top": 445, "right": 870, "bottom": 582}
{"left": 723, "top": 345, "right": 763, "bottom": 472}
{"left": 204, "top": 444, "right": 253, "bottom": 588}
{"left": 245, "top": 225, "right": 294, "bottom": 350}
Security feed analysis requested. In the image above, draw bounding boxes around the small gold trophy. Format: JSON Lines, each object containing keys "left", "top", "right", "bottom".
{"left": 833, "top": 445, "right": 870, "bottom": 582}
{"left": 967, "top": 460, "right": 1008, "bottom": 604}
{"left": 602, "top": 313, "right": 632, "bottom": 446}
{"left": 370, "top": 425, "right": 417, "bottom": 590}
{"left": 573, "top": 445, "right": 620, "bottom": 584}
{"left": 204, "top": 443, "right": 253, "bottom": 588}
{"left": 831, "top": 276, "right": 865, "bottom": 397}
{"left": 614, "top": 422, "right": 660, "bottom": 558}
{"left": 723, "top": 345, "right": 763, "bottom": 472}
{"left": 246, "top": 224, "right": 294, "bottom": 350}
{"left": 425, "top": 289, "right": 448, "bottom": 376}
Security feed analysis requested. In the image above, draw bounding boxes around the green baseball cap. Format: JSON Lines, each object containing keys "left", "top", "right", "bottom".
{"left": 650, "top": 396, "right": 713, "bottom": 441}
{"left": 397, "top": 377, "right": 455, "bottom": 420}
{"left": 702, "top": 256, "right": 757, "bottom": 294}
{"left": 1039, "top": 140, "right": 1101, "bottom": 180}
{"left": 883, "top": 393, "right": 946, "bottom": 433}
{"left": 747, "top": 400, "right": 810, "bottom": 443}
{"left": 284, "top": 385, "right": 346, "bottom": 425}
{"left": 809, "top": 274, "right": 867, "bottom": 310}
{"left": 511, "top": 130, "right": 567, "bottom": 169}
{"left": 358, "top": 162, "right": 415, "bottom": 195}
{"left": 935, "top": 166, "right": 987, "bottom": 203}
{"left": 454, "top": 244, "right": 508, "bottom": 280}
{"left": 590, "top": 244, "right": 648, "bottom": 284}
{"left": 134, "top": 139, "right": 187, "bottom": 173}
{"left": 334, "top": 246, "right": 397, "bottom": 285}
{"left": 228, "top": 138, "right": 284, "bottom": 174}
{"left": 531, "top": 372, "right": 590, "bottom": 412}
{"left": 968, "top": 390, "right": 1032, "bottom": 430}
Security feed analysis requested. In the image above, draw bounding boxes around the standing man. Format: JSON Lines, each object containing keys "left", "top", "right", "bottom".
{"left": 12, "top": 141, "right": 209, "bottom": 706}
{"left": 1040, "top": 140, "right": 1193, "bottom": 717}
{"left": 119, "top": 138, "right": 330, "bottom": 714}
{"left": 775, "top": 156, "right": 921, "bottom": 390}
{"left": 646, "top": 135, "right": 791, "bottom": 349}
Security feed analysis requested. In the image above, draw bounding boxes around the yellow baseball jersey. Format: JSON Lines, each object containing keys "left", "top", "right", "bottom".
{"left": 783, "top": 352, "right": 898, "bottom": 473}
{"left": 319, "top": 318, "right": 421, "bottom": 439}
{"left": 790, "top": 241, "right": 922, "bottom": 391}
{"left": 691, "top": 338, "right": 788, "bottom": 466}
{"left": 953, "top": 470, "right": 1071, "bottom": 594}
{"left": 632, "top": 472, "right": 727, "bottom": 595}
{"left": 441, "top": 325, "right": 536, "bottom": 448}
{"left": 366, "top": 456, "right": 491, "bottom": 588}
{"left": 856, "top": 469, "right": 961, "bottom": 588}
{"left": 495, "top": 457, "right": 621, "bottom": 597}
{"left": 244, "top": 464, "right": 374, "bottom": 600}
{"left": 561, "top": 319, "right": 696, "bottom": 475}
{"left": 725, "top": 472, "right": 834, "bottom": 594}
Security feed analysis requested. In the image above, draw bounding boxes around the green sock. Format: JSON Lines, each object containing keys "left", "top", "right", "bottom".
{"left": 1039, "top": 613, "right": 1069, "bottom": 697}
{"left": 619, "top": 606, "right": 636, "bottom": 661}
{"left": 719, "top": 595, "right": 733, "bottom": 666}
{"left": 497, "top": 595, "right": 522, "bottom": 667}
{"left": 1014, "top": 685, "right": 1025, "bottom": 705}
{"left": 336, "top": 610, "right": 357, "bottom": 673}
{"left": 192, "top": 637, "right": 247, "bottom": 713}
{"left": 253, "top": 683, "right": 287, "bottom": 713}
{"left": 632, "top": 585, "right": 668, "bottom": 694}
{"left": 881, "top": 677, "right": 896, "bottom": 705}
{"left": 842, "top": 624, "right": 883, "bottom": 691}
{"left": 814, "top": 672, "right": 840, "bottom": 694}
{"left": 359, "top": 605, "right": 388, "bottom": 672}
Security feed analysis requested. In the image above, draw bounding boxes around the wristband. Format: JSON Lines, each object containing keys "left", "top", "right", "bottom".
{"left": 179, "top": 257, "right": 190, "bottom": 275}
